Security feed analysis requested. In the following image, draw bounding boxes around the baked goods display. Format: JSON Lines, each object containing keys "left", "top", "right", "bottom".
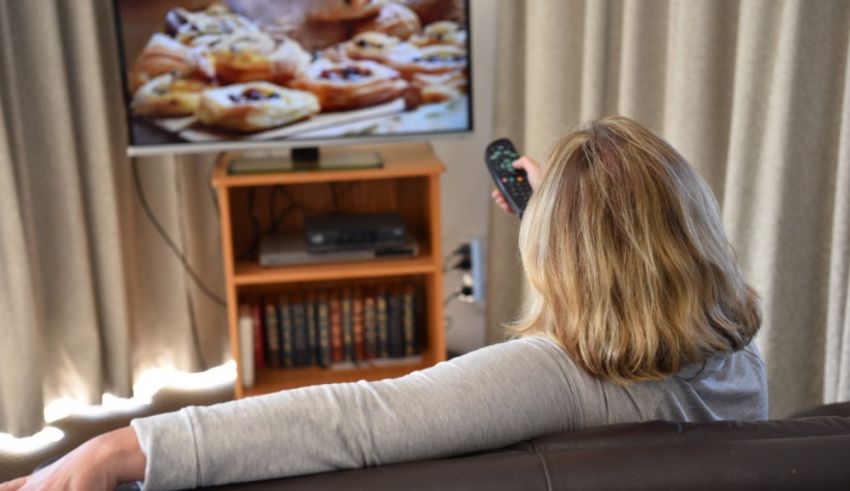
{"left": 344, "top": 32, "right": 401, "bottom": 62}
{"left": 309, "top": 0, "right": 386, "bottom": 22}
{"left": 131, "top": 73, "right": 210, "bottom": 118}
{"left": 290, "top": 59, "right": 407, "bottom": 111}
{"left": 123, "top": 0, "right": 469, "bottom": 140}
{"left": 410, "top": 20, "right": 466, "bottom": 47}
{"left": 385, "top": 44, "right": 467, "bottom": 79}
{"left": 353, "top": 3, "right": 421, "bottom": 40}
{"left": 196, "top": 82, "right": 320, "bottom": 132}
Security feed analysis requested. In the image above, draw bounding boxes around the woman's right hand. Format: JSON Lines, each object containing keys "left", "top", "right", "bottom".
{"left": 491, "top": 156, "right": 542, "bottom": 214}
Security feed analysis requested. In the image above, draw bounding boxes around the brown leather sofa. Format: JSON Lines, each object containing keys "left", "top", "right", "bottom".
{"left": 200, "top": 402, "right": 850, "bottom": 490}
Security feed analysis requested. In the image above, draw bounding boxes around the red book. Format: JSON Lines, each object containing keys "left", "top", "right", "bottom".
{"left": 252, "top": 302, "right": 265, "bottom": 369}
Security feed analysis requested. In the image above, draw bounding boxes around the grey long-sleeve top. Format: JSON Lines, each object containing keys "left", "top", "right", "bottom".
{"left": 131, "top": 336, "right": 768, "bottom": 490}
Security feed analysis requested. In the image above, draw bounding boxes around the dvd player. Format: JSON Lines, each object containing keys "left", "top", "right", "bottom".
{"left": 304, "top": 213, "right": 408, "bottom": 253}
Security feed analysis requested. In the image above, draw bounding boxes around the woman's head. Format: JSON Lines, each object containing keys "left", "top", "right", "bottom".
{"left": 512, "top": 116, "right": 760, "bottom": 383}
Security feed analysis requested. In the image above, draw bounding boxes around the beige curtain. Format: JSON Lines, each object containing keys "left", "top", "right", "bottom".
{"left": 0, "top": 0, "right": 226, "bottom": 437}
{"left": 487, "top": 0, "right": 850, "bottom": 418}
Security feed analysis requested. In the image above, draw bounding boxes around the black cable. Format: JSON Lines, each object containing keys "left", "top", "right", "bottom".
{"left": 239, "top": 188, "right": 261, "bottom": 260}
{"left": 131, "top": 158, "right": 227, "bottom": 307}
{"left": 206, "top": 160, "right": 219, "bottom": 220}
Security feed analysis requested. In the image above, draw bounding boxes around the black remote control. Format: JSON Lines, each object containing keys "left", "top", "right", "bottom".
{"left": 485, "top": 138, "right": 532, "bottom": 217}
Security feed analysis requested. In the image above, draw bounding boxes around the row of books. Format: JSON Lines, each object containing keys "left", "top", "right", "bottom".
{"left": 238, "top": 284, "right": 423, "bottom": 387}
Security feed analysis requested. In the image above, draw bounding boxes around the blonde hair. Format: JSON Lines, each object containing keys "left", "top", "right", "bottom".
{"left": 511, "top": 116, "right": 760, "bottom": 383}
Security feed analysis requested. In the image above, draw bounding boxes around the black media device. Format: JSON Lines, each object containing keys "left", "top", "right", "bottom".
{"left": 485, "top": 138, "right": 533, "bottom": 217}
{"left": 304, "top": 213, "right": 408, "bottom": 254}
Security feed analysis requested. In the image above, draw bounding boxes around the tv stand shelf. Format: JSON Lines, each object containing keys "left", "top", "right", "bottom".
{"left": 213, "top": 143, "right": 446, "bottom": 398}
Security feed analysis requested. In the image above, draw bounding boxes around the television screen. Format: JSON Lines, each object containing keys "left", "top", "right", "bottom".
{"left": 113, "top": 0, "right": 472, "bottom": 155}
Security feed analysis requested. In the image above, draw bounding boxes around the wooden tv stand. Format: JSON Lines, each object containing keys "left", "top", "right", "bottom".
{"left": 212, "top": 143, "right": 446, "bottom": 398}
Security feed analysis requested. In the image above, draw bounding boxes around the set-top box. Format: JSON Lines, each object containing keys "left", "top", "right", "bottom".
{"left": 304, "top": 213, "right": 408, "bottom": 253}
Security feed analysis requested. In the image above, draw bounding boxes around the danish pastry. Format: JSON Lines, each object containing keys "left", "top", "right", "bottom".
{"left": 410, "top": 21, "right": 467, "bottom": 47}
{"left": 309, "top": 0, "right": 385, "bottom": 22}
{"left": 130, "top": 73, "right": 209, "bottom": 118}
{"left": 165, "top": 5, "right": 258, "bottom": 47}
{"left": 290, "top": 59, "right": 407, "bottom": 111}
{"left": 411, "top": 70, "right": 467, "bottom": 103}
{"left": 196, "top": 82, "right": 320, "bottom": 132}
{"left": 385, "top": 43, "right": 467, "bottom": 79}
{"left": 128, "top": 33, "right": 193, "bottom": 93}
{"left": 344, "top": 32, "right": 400, "bottom": 62}
{"left": 211, "top": 35, "right": 311, "bottom": 85}
{"left": 353, "top": 3, "right": 421, "bottom": 40}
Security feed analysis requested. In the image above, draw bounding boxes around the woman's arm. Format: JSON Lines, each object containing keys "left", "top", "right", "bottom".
{"left": 0, "top": 426, "right": 145, "bottom": 491}
{"left": 135, "top": 337, "right": 582, "bottom": 490}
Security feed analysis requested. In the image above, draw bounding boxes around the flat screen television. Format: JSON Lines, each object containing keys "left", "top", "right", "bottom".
{"left": 113, "top": 0, "right": 473, "bottom": 156}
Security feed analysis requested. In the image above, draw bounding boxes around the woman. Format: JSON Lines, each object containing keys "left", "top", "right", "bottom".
{"left": 2, "top": 116, "right": 766, "bottom": 490}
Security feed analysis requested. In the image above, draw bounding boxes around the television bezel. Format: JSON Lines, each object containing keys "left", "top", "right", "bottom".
{"left": 111, "top": 0, "right": 475, "bottom": 157}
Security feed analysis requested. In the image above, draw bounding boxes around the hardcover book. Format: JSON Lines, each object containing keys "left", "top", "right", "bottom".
{"left": 388, "top": 287, "right": 405, "bottom": 358}
{"left": 353, "top": 287, "right": 365, "bottom": 362}
{"left": 291, "top": 295, "right": 308, "bottom": 366}
{"left": 306, "top": 291, "right": 319, "bottom": 366}
{"left": 238, "top": 304, "right": 255, "bottom": 387}
{"left": 341, "top": 288, "right": 354, "bottom": 362}
{"left": 364, "top": 293, "right": 377, "bottom": 360}
{"left": 376, "top": 289, "right": 390, "bottom": 359}
{"left": 317, "top": 291, "right": 332, "bottom": 367}
{"left": 330, "top": 292, "right": 343, "bottom": 363}
{"left": 279, "top": 294, "right": 294, "bottom": 368}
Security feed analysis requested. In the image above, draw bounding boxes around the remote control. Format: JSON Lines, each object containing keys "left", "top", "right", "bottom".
{"left": 485, "top": 138, "right": 532, "bottom": 217}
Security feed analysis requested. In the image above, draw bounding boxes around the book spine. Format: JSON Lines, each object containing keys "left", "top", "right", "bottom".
{"left": 292, "top": 296, "right": 308, "bottom": 367}
{"left": 341, "top": 289, "right": 354, "bottom": 362}
{"left": 238, "top": 304, "right": 255, "bottom": 387}
{"left": 403, "top": 283, "right": 416, "bottom": 356}
{"left": 280, "top": 295, "right": 294, "bottom": 368}
{"left": 364, "top": 293, "right": 377, "bottom": 360}
{"left": 252, "top": 302, "right": 265, "bottom": 369}
{"left": 330, "top": 293, "right": 343, "bottom": 363}
{"left": 353, "top": 287, "right": 365, "bottom": 362}
{"left": 265, "top": 302, "right": 280, "bottom": 367}
{"left": 388, "top": 286, "right": 404, "bottom": 358}
{"left": 317, "top": 291, "right": 332, "bottom": 367}
{"left": 306, "top": 292, "right": 318, "bottom": 366}
{"left": 376, "top": 290, "right": 389, "bottom": 359}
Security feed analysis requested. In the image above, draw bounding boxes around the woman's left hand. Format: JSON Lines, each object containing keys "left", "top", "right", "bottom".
{"left": 0, "top": 427, "right": 145, "bottom": 491}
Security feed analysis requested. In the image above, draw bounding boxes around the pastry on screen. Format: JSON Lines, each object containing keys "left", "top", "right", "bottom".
{"left": 353, "top": 3, "right": 421, "bottom": 40}
{"left": 411, "top": 70, "right": 467, "bottom": 103}
{"left": 196, "top": 82, "right": 320, "bottom": 132}
{"left": 411, "top": 21, "right": 467, "bottom": 47}
{"left": 165, "top": 4, "right": 259, "bottom": 47}
{"left": 385, "top": 43, "right": 467, "bottom": 79}
{"left": 211, "top": 34, "right": 311, "bottom": 85}
{"left": 290, "top": 59, "right": 407, "bottom": 112}
{"left": 309, "top": 0, "right": 385, "bottom": 22}
{"left": 345, "top": 32, "right": 401, "bottom": 62}
{"left": 402, "top": 0, "right": 465, "bottom": 25}
{"left": 128, "top": 34, "right": 196, "bottom": 93}
{"left": 131, "top": 73, "right": 209, "bottom": 118}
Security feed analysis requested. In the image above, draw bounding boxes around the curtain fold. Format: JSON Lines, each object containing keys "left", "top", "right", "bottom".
{"left": 0, "top": 0, "right": 227, "bottom": 437}
{"left": 487, "top": 0, "right": 850, "bottom": 417}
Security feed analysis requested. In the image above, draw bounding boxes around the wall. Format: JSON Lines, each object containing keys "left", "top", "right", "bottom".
{"left": 431, "top": 0, "right": 497, "bottom": 355}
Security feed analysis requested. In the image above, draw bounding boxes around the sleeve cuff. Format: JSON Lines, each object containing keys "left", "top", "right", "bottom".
{"left": 131, "top": 409, "right": 200, "bottom": 491}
